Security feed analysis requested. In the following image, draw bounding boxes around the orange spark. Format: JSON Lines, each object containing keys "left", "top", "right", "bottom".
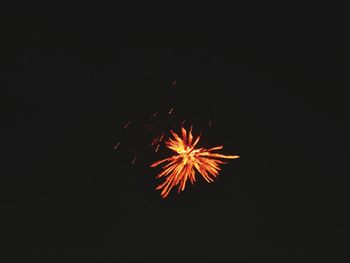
{"left": 150, "top": 126, "right": 240, "bottom": 198}
{"left": 159, "top": 132, "right": 165, "bottom": 142}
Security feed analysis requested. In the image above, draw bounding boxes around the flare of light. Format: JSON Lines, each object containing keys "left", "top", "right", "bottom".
{"left": 150, "top": 126, "right": 239, "bottom": 198}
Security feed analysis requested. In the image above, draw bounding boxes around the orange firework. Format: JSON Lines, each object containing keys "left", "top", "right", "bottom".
{"left": 150, "top": 126, "right": 240, "bottom": 198}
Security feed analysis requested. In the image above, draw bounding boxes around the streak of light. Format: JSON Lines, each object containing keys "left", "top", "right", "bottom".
{"left": 123, "top": 121, "right": 131, "bottom": 129}
{"left": 155, "top": 144, "right": 160, "bottom": 152}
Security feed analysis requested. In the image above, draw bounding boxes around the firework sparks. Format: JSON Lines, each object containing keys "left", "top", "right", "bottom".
{"left": 131, "top": 155, "right": 138, "bottom": 165}
{"left": 123, "top": 121, "right": 131, "bottom": 129}
{"left": 159, "top": 132, "right": 165, "bottom": 142}
{"left": 150, "top": 126, "right": 240, "bottom": 198}
{"left": 152, "top": 111, "right": 158, "bottom": 118}
{"left": 155, "top": 144, "right": 160, "bottom": 152}
{"left": 113, "top": 142, "right": 121, "bottom": 150}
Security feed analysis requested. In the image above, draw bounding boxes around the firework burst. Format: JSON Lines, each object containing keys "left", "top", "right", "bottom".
{"left": 151, "top": 126, "right": 240, "bottom": 198}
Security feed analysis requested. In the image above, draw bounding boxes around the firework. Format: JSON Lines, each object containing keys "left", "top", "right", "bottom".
{"left": 113, "top": 105, "right": 179, "bottom": 164}
{"left": 151, "top": 126, "right": 240, "bottom": 198}
{"left": 113, "top": 74, "right": 239, "bottom": 198}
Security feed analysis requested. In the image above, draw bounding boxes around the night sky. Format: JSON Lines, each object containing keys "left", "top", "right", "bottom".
{"left": 2, "top": 23, "right": 348, "bottom": 261}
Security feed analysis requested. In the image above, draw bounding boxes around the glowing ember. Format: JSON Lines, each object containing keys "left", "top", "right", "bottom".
{"left": 151, "top": 126, "right": 240, "bottom": 198}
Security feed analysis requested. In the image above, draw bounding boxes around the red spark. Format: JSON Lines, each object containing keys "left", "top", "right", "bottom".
{"left": 123, "top": 121, "right": 131, "bottom": 129}
{"left": 151, "top": 136, "right": 159, "bottom": 146}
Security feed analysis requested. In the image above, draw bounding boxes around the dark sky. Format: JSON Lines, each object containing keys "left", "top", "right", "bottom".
{"left": 2, "top": 22, "right": 348, "bottom": 261}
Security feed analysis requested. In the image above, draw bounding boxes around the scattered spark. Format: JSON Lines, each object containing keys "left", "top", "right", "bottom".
{"left": 150, "top": 111, "right": 158, "bottom": 119}
{"left": 155, "top": 144, "right": 160, "bottom": 152}
{"left": 159, "top": 132, "right": 165, "bottom": 142}
{"left": 113, "top": 142, "right": 120, "bottom": 150}
{"left": 151, "top": 137, "right": 159, "bottom": 146}
{"left": 168, "top": 108, "right": 174, "bottom": 115}
{"left": 123, "top": 121, "right": 131, "bottom": 129}
{"left": 131, "top": 155, "right": 138, "bottom": 165}
{"left": 151, "top": 126, "right": 240, "bottom": 198}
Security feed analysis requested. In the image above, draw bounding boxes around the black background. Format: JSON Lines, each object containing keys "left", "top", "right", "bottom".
{"left": 2, "top": 19, "right": 348, "bottom": 261}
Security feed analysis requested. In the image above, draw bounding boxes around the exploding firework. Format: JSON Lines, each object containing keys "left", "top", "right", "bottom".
{"left": 113, "top": 73, "right": 239, "bottom": 199}
{"left": 151, "top": 126, "right": 240, "bottom": 198}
